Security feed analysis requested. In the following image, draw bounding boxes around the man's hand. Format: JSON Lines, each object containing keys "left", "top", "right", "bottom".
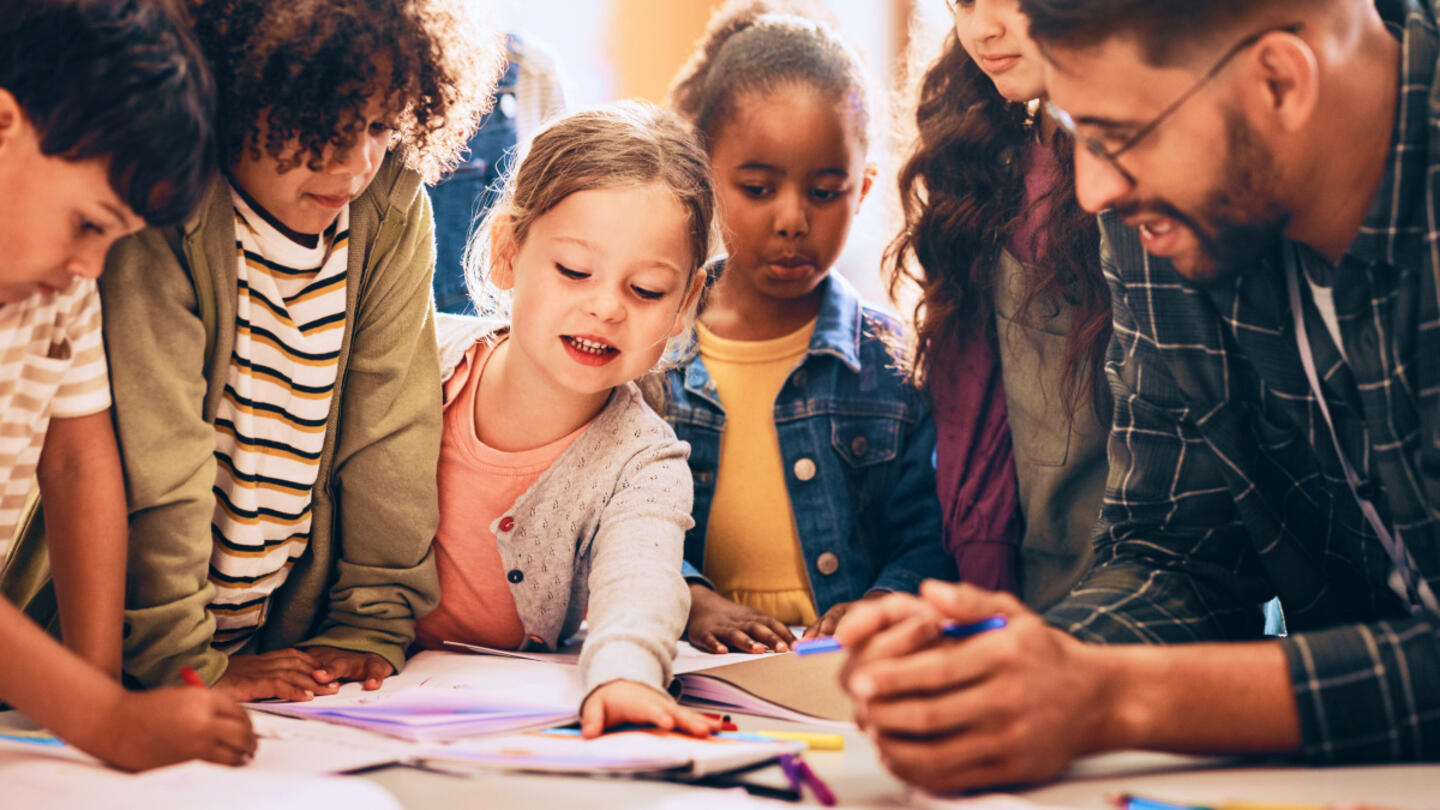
{"left": 686, "top": 584, "right": 797, "bottom": 653}
{"left": 836, "top": 581, "right": 1117, "bottom": 794}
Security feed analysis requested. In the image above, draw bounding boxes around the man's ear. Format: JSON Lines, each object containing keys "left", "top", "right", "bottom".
{"left": 1249, "top": 30, "right": 1319, "bottom": 134}
{"left": 488, "top": 213, "right": 518, "bottom": 291}
{"left": 857, "top": 163, "right": 878, "bottom": 210}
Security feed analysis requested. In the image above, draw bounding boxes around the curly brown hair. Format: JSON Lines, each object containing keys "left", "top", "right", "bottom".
{"left": 885, "top": 29, "right": 1109, "bottom": 421}
{"left": 189, "top": 0, "right": 501, "bottom": 184}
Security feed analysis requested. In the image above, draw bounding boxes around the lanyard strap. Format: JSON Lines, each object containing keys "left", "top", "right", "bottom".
{"left": 1284, "top": 254, "right": 1429, "bottom": 614}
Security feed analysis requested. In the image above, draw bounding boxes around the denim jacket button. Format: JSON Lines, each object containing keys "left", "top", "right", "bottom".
{"left": 793, "top": 457, "right": 817, "bottom": 481}
{"left": 816, "top": 552, "right": 840, "bottom": 576}
{"left": 791, "top": 370, "right": 807, "bottom": 387}
{"left": 704, "top": 380, "right": 717, "bottom": 394}
{"left": 850, "top": 436, "right": 868, "bottom": 456}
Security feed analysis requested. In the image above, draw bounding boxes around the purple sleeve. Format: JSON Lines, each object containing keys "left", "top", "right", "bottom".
{"left": 930, "top": 320, "right": 1022, "bottom": 595}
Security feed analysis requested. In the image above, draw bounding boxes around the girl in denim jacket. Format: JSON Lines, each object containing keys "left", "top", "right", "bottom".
{"left": 664, "top": 1, "right": 955, "bottom": 655}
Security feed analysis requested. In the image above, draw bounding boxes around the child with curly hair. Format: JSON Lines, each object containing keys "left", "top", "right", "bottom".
{"left": 97, "top": 0, "right": 500, "bottom": 700}
{"left": 665, "top": 1, "right": 955, "bottom": 655}
{"left": 0, "top": 0, "right": 256, "bottom": 770}
{"left": 417, "top": 100, "right": 720, "bottom": 737}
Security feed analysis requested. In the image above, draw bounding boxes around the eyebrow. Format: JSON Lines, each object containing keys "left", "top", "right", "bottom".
{"left": 551, "top": 236, "right": 683, "bottom": 276}
{"left": 735, "top": 161, "right": 850, "bottom": 179}
{"left": 102, "top": 201, "right": 139, "bottom": 232}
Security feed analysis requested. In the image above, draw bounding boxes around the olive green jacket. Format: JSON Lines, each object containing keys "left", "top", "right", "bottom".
{"left": 100, "top": 156, "right": 440, "bottom": 687}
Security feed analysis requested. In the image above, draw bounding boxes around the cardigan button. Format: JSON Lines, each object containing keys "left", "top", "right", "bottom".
{"left": 816, "top": 552, "right": 840, "bottom": 576}
{"left": 498, "top": 516, "right": 515, "bottom": 532}
{"left": 507, "top": 569, "right": 524, "bottom": 584}
{"left": 793, "top": 457, "right": 817, "bottom": 482}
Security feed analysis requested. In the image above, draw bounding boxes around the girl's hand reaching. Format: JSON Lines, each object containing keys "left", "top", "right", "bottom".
{"left": 686, "top": 584, "right": 796, "bottom": 653}
{"left": 579, "top": 680, "right": 722, "bottom": 738}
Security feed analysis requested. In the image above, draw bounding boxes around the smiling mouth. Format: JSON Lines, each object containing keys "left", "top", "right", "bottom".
{"left": 563, "top": 335, "right": 618, "bottom": 356}
{"left": 1138, "top": 219, "right": 1178, "bottom": 239}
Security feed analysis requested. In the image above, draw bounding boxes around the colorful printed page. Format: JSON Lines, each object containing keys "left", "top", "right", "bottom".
{"left": 421, "top": 727, "right": 803, "bottom": 778}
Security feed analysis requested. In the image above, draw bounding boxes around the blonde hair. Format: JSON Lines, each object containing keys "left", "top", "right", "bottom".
{"left": 464, "top": 100, "right": 716, "bottom": 327}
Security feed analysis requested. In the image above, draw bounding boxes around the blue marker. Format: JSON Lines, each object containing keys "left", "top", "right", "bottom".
{"left": 793, "top": 615, "right": 1008, "bottom": 656}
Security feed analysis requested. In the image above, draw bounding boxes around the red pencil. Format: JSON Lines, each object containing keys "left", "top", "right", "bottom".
{"left": 179, "top": 666, "right": 206, "bottom": 688}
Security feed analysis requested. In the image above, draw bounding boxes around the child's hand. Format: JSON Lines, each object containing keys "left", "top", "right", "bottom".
{"left": 687, "top": 584, "right": 796, "bottom": 654}
{"left": 214, "top": 648, "right": 339, "bottom": 701}
{"left": 579, "top": 680, "right": 722, "bottom": 739}
{"left": 302, "top": 646, "right": 395, "bottom": 691}
{"left": 802, "top": 590, "right": 891, "bottom": 640}
{"left": 81, "top": 686, "right": 257, "bottom": 772}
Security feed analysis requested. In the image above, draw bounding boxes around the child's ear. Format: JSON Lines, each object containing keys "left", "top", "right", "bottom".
{"left": 670, "top": 267, "right": 707, "bottom": 338}
{"left": 489, "top": 213, "right": 519, "bottom": 291}
{"left": 0, "top": 90, "right": 23, "bottom": 155}
{"left": 856, "top": 163, "right": 878, "bottom": 210}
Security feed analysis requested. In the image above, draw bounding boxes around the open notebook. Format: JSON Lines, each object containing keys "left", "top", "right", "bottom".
{"left": 421, "top": 727, "right": 804, "bottom": 778}
{"left": 249, "top": 651, "right": 581, "bottom": 742}
{"left": 446, "top": 640, "right": 855, "bottom": 726}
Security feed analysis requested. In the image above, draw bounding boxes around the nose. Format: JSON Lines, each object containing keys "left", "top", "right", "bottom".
{"left": 1072, "top": 146, "right": 1132, "bottom": 214}
{"left": 585, "top": 283, "right": 627, "bottom": 324}
{"left": 328, "top": 131, "right": 381, "bottom": 178}
{"left": 774, "top": 187, "right": 808, "bottom": 240}
{"left": 66, "top": 239, "right": 110, "bottom": 281}
{"left": 966, "top": 4, "right": 1004, "bottom": 40}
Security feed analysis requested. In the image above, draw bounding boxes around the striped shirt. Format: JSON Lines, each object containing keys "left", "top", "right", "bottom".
{"left": 208, "top": 188, "right": 348, "bottom": 650}
{"left": 0, "top": 280, "right": 110, "bottom": 560}
{"left": 1047, "top": 0, "right": 1440, "bottom": 763}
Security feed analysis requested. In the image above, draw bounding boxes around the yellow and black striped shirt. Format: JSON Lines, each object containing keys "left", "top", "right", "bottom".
{"left": 208, "top": 188, "right": 348, "bottom": 650}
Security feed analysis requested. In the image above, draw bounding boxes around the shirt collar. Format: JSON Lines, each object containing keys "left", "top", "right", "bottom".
{"left": 1337, "top": 0, "right": 1435, "bottom": 274}
{"left": 673, "top": 259, "right": 865, "bottom": 373}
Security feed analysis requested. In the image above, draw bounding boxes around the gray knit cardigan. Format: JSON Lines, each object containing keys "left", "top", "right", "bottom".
{"left": 435, "top": 315, "right": 693, "bottom": 696}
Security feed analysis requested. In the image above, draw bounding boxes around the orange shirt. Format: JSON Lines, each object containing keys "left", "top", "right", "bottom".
{"left": 415, "top": 339, "right": 589, "bottom": 651}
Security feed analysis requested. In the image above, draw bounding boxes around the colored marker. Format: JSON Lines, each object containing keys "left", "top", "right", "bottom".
{"left": 793, "top": 756, "right": 837, "bottom": 806}
{"left": 180, "top": 666, "right": 206, "bottom": 688}
{"left": 751, "top": 730, "right": 844, "bottom": 751}
{"left": 1113, "top": 795, "right": 1324, "bottom": 810}
{"left": 793, "top": 615, "right": 1008, "bottom": 656}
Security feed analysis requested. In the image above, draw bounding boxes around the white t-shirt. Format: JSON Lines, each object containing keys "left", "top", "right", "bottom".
{"left": 0, "top": 279, "right": 111, "bottom": 560}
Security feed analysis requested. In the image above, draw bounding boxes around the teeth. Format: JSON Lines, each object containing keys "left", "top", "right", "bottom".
{"left": 1140, "top": 219, "right": 1176, "bottom": 238}
{"left": 567, "top": 336, "right": 615, "bottom": 355}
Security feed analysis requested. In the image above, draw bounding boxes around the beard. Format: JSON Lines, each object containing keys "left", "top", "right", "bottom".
{"left": 1118, "top": 109, "right": 1292, "bottom": 283}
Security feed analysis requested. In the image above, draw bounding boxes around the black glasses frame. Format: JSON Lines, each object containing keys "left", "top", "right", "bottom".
{"left": 1045, "top": 23, "right": 1304, "bottom": 186}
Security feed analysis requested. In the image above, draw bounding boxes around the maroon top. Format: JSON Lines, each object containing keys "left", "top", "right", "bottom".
{"left": 932, "top": 323, "right": 1022, "bottom": 594}
{"left": 931, "top": 143, "right": 1060, "bottom": 594}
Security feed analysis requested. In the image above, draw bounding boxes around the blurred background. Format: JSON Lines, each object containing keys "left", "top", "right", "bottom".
{"left": 473, "top": 0, "right": 957, "bottom": 310}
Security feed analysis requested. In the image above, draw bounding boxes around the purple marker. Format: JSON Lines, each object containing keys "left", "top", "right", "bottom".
{"left": 793, "top": 615, "right": 1008, "bottom": 656}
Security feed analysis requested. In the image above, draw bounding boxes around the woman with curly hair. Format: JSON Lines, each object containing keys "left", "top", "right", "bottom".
{"left": 100, "top": 0, "right": 501, "bottom": 699}
{"left": 886, "top": 0, "right": 1109, "bottom": 610}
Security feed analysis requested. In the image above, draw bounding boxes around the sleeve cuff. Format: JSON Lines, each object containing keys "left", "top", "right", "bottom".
{"left": 581, "top": 638, "right": 668, "bottom": 697}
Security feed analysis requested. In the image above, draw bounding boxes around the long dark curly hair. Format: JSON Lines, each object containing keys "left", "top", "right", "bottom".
{"left": 886, "top": 29, "right": 1109, "bottom": 420}
{"left": 189, "top": 0, "right": 501, "bottom": 184}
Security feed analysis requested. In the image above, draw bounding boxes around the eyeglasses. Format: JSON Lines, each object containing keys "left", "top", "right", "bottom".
{"left": 1045, "top": 23, "right": 1303, "bottom": 186}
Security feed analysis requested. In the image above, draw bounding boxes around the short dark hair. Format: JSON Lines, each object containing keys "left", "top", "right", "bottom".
{"left": 0, "top": 0, "right": 215, "bottom": 226}
{"left": 1018, "top": 0, "right": 1306, "bottom": 66}
{"left": 190, "top": 0, "right": 502, "bottom": 184}
{"left": 668, "top": 0, "right": 872, "bottom": 151}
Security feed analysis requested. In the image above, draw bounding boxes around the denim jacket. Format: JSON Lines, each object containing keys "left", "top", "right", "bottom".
{"left": 664, "top": 271, "right": 954, "bottom": 613}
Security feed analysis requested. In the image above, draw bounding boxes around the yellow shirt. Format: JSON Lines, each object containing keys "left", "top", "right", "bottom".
{"left": 698, "top": 318, "right": 819, "bottom": 626}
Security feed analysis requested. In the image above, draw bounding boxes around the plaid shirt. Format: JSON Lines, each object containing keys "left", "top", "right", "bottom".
{"left": 1047, "top": 0, "right": 1440, "bottom": 764}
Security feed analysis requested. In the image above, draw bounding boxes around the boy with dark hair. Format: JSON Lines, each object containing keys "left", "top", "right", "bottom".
{"left": 93, "top": 0, "right": 499, "bottom": 699}
{"left": 838, "top": 0, "right": 1440, "bottom": 794}
{"left": 0, "top": 0, "right": 255, "bottom": 771}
